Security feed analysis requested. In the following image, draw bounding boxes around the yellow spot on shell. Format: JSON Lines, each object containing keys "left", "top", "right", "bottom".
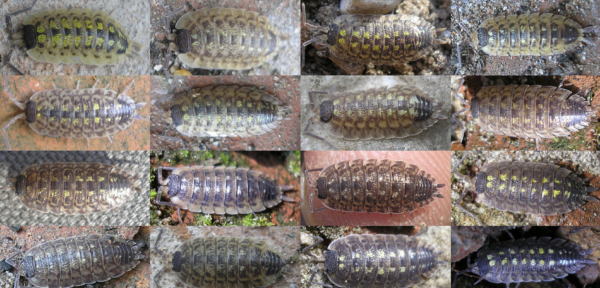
{"left": 549, "top": 260, "right": 555, "bottom": 266}
{"left": 237, "top": 101, "right": 242, "bottom": 108}
{"left": 385, "top": 34, "right": 390, "bottom": 38}
{"left": 37, "top": 26, "right": 45, "bottom": 33}
{"left": 74, "top": 19, "right": 82, "bottom": 29}
{"left": 352, "top": 42, "right": 358, "bottom": 48}
{"left": 404, "top": 31, "right": 410, "bottom": 36}
{"left": 378, "top": 268, "right": 384, "bottom": 275}
{"left": 394, "top": 31, "right": 399, "bottom": 37}
{"left": 487, "top": 175, "right": 494, "bottom": 181}
{"left": 85, "top": 19, "right": 93, "bottom": 29}
{"left": 500, "top": 174, "right": 507, "bottom": 181}
{"left": 37, "top": 113, "right": 41, "bottom": 118}
{"left": 549, "top": 249, "right": 554, "bottom": 254}
{"left": 523, "top": 177, "right": 527, "bottom": 180}
{"left": 84, "top": 118, "right": 90, "bottom": 125}
{"left": 487, "top": 254, "right": 493, "bottom": 260}
{"left": 543, "top": 177, "right": 549, "bottom": 183}
{"left": 501, "top": 258, "right": 507, "bottom": 265}
{"left": 487, "top": 182, "right": 493, "bottom": 188}
{"left": 532, "top": 178, "right": 537, "bottom": 183}
{"left": 542, "top": 190, "right": 548, "bottom": 196}
{"left": 338, "top": 38, "right": 347, "bottom": 45}
{"left": 530, "top": 249, "right": 535, "bottom": 254}
{"left": 512, "top": 258, "right": 518, "bottom": 265}
{"left": 405, "top": 44, "right": 411, "bottom": 49}
{"left": 364, "top": 32, "right": 370, "bottom": 39}
{"left": 247, "top": 103, "right": 252, "bottom": 108}
{"left": 499, "top": 184, "right": 506, "bottom": 190}
{"left": 94, "top": 117, "right": 100, "bottom": 124}
{"left": 400, "top": 267, "right": 405, "bottom": 272}
{"left": 94, "top": 103, "right": 99, "bottom": 110}
{"left": 522, "top": 258, "right": 527, "bottom": 264}
{"left": 86, "top": 35, "right": 93, "bottom": 46}
{"left": 394, "top": 45, "right": 399, "bottom": 51}
{"left": 339, "top": 264, "right": 344, "bottom": 269}
{"left": 512, "top": 175, "right": 517, "bottom": 180}
{"left": 489, "top": 260, "right": 496, "bottom": 267}
{"left": 363, "top": 44, "right": 370, "bottom": 49}
{"left": 384, "top": 45, "right": 389, "bottom": 50}
{"left": 539, "top": 248, "right": 544, "bottom": 254}
{"left": 340, "top": 29, "right": 346, "bottom": 36}
{"left": 97, "top": 22, "right": 103, "bottom": 30}
{"left": 373, "top": 45, "right": 380, "bottom": 51}
{"left": 530, "top": 259, "right": 536, "bottom": 266}
{"left": 38, "top": 34, "right": 46, "bottom": 43}
{"left": 352, "top": 31, "right": 360, "bottom": 37}
{"left": 375, "top": 34, "right": 380, "bottom": 40}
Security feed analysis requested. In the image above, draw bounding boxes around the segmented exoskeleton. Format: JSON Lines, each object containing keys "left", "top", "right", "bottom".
{"left": 458, "top": 235, "right": 597, "bottom": 286}
{"left": 155, "top": 164, "right": 294, "bottom": 222}
{"left": 304, "top": 84, "right": 447, "bottom": 149}
{"left": 452, "top": 157, "right": 600, "bottom": 225}
{"left": 2, "top": 78, "right": 146, "bottom": 150}
{"left": 303, "top": 233, "right": 443, "bottom": 288}
{"left": 15, "top": 162, "right": 138, "bottom": 215}
{"left": 5, "top": 234, "right": 145, "bottom": 288}
{"left": 305, "top": 158, "right": 445, "bottom": 214}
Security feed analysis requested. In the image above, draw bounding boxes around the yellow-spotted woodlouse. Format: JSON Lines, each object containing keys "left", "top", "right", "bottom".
{"left": 14, "top": 161, "right": 139, "bottom": 215}
{"left": 5, "top": 2, "right": 143, "bottom": 67}
{"left": 304, "top": 84, "right": 447, "bottom": 149}
{"left": 5, "top": 234, "right": 145, "bottom": 288}
{"left": 155, "top": 164, "right": 295, "bottom": 223}
{"left": 304, "top": 158, "right": 445, "bottom": 215}
{"left": 302, "top": 3, "right": 447, "bottom": 75}
{"left": 303, "top": 232, "right": 443, "bottom": 288}
{"left": 2, "top": 77, "right": 146, "bottom": 151}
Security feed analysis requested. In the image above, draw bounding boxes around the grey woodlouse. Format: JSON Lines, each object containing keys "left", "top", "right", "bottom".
{"left": 14, "top": 161, "right": 138, "bottom": 215}
{"left": 168, "top": 85, "right": 292, "bottom": 139}
{"left": 155, "top": 164, "right": 295, "bottom": 222}
{"left": 6, "top": 2, "right": 143, "bottom": 66}
{"left": 452, "top": 158, "right": 600, "bottom": 225}
{"left": 2, "top": 77, "right": 146, "bottom": 151}
{"left": 457, "top": 234, "right": 597, "bottom": 286}
{"left": 5, "top": 234, "right": 145, "bottom": 288}
{"left": 303, "top": 232, "right": 443, "bottom": 288}
{"left": 452, "top": 80, "right": 596, "bottom": 150}
{"left": 305, "top": 158, "right": 445, "bottom": 214}
{"left": 304, "top": 84, "right": 447, "bottom": 149}
{"left": 302, "top": 3, "right": 447, "bottom": 75}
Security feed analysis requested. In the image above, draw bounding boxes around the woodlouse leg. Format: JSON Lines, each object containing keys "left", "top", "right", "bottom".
{"left": 92, "top": 79, "right": 100, "bottom": 89}
{"left": 4, "top": 77, "right": 25, "bottom": 110}
{"left": 308, "top": 91, "right": 328, "bottom": 110}
{"left": 308, "top": 265, "right": 333, "bottom": 288}
{"left": 301, "top": 235, "right": 324, "bottom": 258}
{"left": 76, "top": 80, "right": 80, "bottom": 90}
{"left": 4, "top": 51, "right": 23, "bottom": 75}
{"left": 122, "top": 79, "right": 135, "bottom": 95}
{"left": 106, "top": 132, "right": 113, "bottom": 144}
{"left": 2, "top": 114, "right": 25, "bottom": 151}
{"left": 164, "top": 0, "right": 186, "bottom": 40}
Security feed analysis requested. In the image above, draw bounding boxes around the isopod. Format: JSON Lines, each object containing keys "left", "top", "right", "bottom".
{"left": 14, "top": 161, "right": 138, "bottom": 215}
{"left": 168, "top": 85, "right": 292, "bottom": 139}
{"left": 2, "top": 77, "right": 146, "bottom": 151}
{"left": 303, "top": 232, "right": 443, "bottom": 288}
{"left": 304, "top": 158, "right": 445, "bottom": 214}
{"left": 452, "top": 157, "right": 600, "bottom": 225}
{"left": 457, "top": 233, "right": 597, "bottom": 286}
{"left": 155, "top": 164, "right": 295, "bottom": 222}
{"left": 304, "top": 84, "right": 447, "bottom": 149}
{"left": 302, "top": 3, "right": 447, "bottom": 75}
{"left": 5, "top": 234, "right": 145, "bottom": 288}
{"left": 6, "top": 2, "right": 143, "bottom": 66}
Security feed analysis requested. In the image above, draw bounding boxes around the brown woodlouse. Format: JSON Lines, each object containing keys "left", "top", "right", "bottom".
{"left": 302, "top": 3, "right": 447, "bottom": 75}
{"left": 452, "top": 158, "right": 600, "bottom": 225}
{"left": 457, "top": 233, "right": 597, "bottom": 286}
{"left": 303, "top": 232, "right": 443, "bottom": 288}
{"left": 162, "top": 2, "right": 279, "bottom": 73}
{"left": 155, "top": 164, "right": 294, "bottom": 222}
{"left": 5, "top": 234, "right": 145, "bottom": 288}
{"left": 304, "top": 158, "right": 445, "bottom": 214}
{"left": 304, "top": 84, "right": 447, "bottom": 149}
{"left": 168, "top": 85, "right": 292, "bottom": 139}
{"left": 2, "top": 77, "right": 146, "bottom": 151}
{"left": 452, "top": 80, "right": 596, "bottom": 149}
{"left": 15, "top": 162, "right": 138, "bottom": 215}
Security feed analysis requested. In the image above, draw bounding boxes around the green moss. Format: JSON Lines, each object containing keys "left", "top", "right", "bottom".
{"left": 194, "top": 214, "right": 215, "bottom": 226}
{"left": 150, "top": 190, "right": 157, "bottom": 198}
{"left": 545, "top": 130, "right": 586, "bottom": 150}
{"left": 287, "top": 151, "right": 301, "bottom": 178}
{"left": 242, "top": 214, "right": 274, "bottom": 226}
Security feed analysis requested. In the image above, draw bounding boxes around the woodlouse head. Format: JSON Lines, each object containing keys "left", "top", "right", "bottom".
{"left": 319, "top": 100, "right": 334, "bottom": 123}
{"left": 172, "top": 251, "right": 183, "bottom": 272}
{"left": 24, "top": 101, "right": 37, "bottom": 123}
{"left": 22, "top": 25, "right": 37, "bottom": 50}
{"left": 167, "top": 174, "right": 180, "bottom": 197}
{"left": 475, "top": 28, "right": 488, "bottom": 48}
{"left": 316, "top": 177, "right": 328, "bottom": 199}
{"left": 470, "top": 97, "right": 480, "bottom": 119}
{"left": 170, "top": 104, "right": 184, "bottom": 127}
{"left": 326, "top": 23, "right": 340, "bottom": 46}
{"left": 175, "top": 29, "right": 192, "bottom": 54}
{"left": 22, "top": 256, "right": 35, "bottom": 278}
{"left": 323, "top": 250, "right": 338, "bottom": 274}
{"left": 15, "top": 175, "right": 27, "bottom": 196}
{"left": 475, "top": 171, "right": 487, "bottom": 194}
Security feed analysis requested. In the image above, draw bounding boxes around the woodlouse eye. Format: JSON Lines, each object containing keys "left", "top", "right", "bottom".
{"left": 477, "top": 28, "right": 489, "bottom": 47}
{"left": 175, "top": 29, "right": 192, "bottom": 54}
{"left": 320, "top": 100, "right": 333, "bottom": 123}
{"left": 22, "top": 25, "right": 38, "bottom": 50}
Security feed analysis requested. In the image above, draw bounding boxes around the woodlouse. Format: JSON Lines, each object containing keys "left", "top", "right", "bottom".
{"left": 168, "top": 85, "right": 292, "bottom": 139}
{"left": 163, "top": 4, "right": 279, "bottom": 72}
{"left": 305, "top": 158, "right": 445, "bottom": 215}
{"left": 457, "top": 234, "right": 597, "bottom": 286}
{"left": 2, "top": 77, "right": 146, "bottom": 151}
{"left": 452, "top": 158, "right": 600, "bottom": 225}
{"left": 303, "top": 232, "right": 443, "bottom": 288}
{"left": 5, "top": 234, "right": 145, "bottom": 288}
{"left": 452, "top": 80, "right": 596, "bottom": 149}
{"left": 14, "top": 161, "right": 138, "bottom": 215}
{"left": 304, "top": 84, "right": 447, "bottom": 149}
{"left": 155, "top": 164, "right": 294, "bottom": 222}
{"left": 302, "top": 3, "right": 446, "bottom": 75}
{"left": 6, "top": 3, "right": 143, "bottom": 66}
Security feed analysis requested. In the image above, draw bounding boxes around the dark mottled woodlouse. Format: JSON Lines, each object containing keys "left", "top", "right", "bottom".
{"left": 7, "top": 5, "right": 142, "bottom": 65}
{"left": 2, "top": 78, "right": 146, "bottom": 151}
{"left": 155, "top": 165, "right": 294, "bottom": 222}
{"left": 164, "top": 5, "right": 278, "bottom": 71}
{"left": 459, "top": 235, "right": 597, "bottom": 286}
{"left": 5, "top": 234, "right": 144, "bottom": 288}
{"left": 453, "top": 160, "right": 600, "bottom": 225}
{"left": 474, "top": 13, "right": 597, "bottom": 56}
{"left": 169, "top": 85, "right": 292, "bottom": 138}
{"left": 305, "top": 158, "right": 445, "bottom": 214}
{"left": 303, "top": 233, "right": 442, "bottom": 288}
{"left": 304, "top": 85, "right": 447, "bottom": 148}
{"left": 15, "top": 162, "right": 138, "bottom": 215}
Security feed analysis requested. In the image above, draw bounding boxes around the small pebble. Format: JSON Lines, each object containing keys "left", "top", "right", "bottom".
{"left": 153, "top": 65, "right": 163, "bottom": 71}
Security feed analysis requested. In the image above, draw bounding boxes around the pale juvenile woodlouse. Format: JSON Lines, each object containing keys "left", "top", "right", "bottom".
{"left": 2, "top": 77, "right": 146, "bottom": 151}
{"left": 5, "top": 234, "right": 145, "bottom": 288}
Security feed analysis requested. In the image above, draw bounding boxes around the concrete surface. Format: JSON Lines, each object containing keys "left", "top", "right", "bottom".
{"left": 0, "top": 76, "right": 150, "bottom": 151}
{"left": 301, "top": 76, "right": 451, "bottom": 151}
{"left": 150, "top": 76, "right": 300, "bottom": 151}
{"left": 302, "top": 151, "right": 451, "bottom": 226}
{"left": 302, "top": 0, "right": 452, "bottom": 75}
{"left": 150, "top": 226, "right": 301, "bottom": 288}
{"left": 0, "top": 225, "right": 151, "bottom": 288}
{"left": 151, "top": 151, "right": 301, "bottom": 226}
{"left": 150, "top": 0, "right": 300, "bottom": 76}
{"left": 0, "top": 0, "right": 151, "bottom": 75}
{"left": 0, "top": 151, "right": 150, "bottom": 226}
{"left": 301, "top": 226, "right": 451, "bottom": 288}
{"left": 451, "top": 151, "right": 600, "bottom": 226}
{"left": 452, "top": 0, "right": 600, "bottom": 75}
{"left": 451, "top": 76, "right": 600, "bottom": 151}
